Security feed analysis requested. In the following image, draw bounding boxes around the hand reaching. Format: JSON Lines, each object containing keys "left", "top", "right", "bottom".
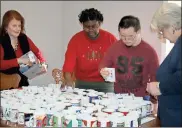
{"left": 100, "top": 67, "right": 110, "bottom": 79}
{"left": 146, "top": 82, "right": 161, "bottom": 96}
{"left": 17, "top": 58, "right": 33, "bottom": 66}
{"left": 152, "top": 103, "right": 158, "bottom": 116}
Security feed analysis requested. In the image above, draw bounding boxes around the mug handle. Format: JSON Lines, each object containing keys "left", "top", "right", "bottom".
{"left": 87, "top": 121, "right": 90, "bottom": 127}
{"left": 98, "top": 96, "right": 102, "bottom": 100}
{"left": 5, "top": 108, "right": 11, "bottom": 121}
{"left": 12, "top": 110, "right": 18, "bottom": 122}
{"left": 101, "top": 121, "right": 106, "bottom": 127}
{"left": 112, "top": 121, "right": 117, "bottom": 127}
{"left": 27, "top": 116, "right": 34, "bottom": 127}
{"left": 18, "top": 113, "right": 24, "bottom": 124}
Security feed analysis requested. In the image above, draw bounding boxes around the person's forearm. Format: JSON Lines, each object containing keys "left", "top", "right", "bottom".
{"left": 150, "top": 95, "right": 158, "bottom": 104}
{"left": 35, "top": 51, "right": 46, "bottom": 63}
{"left": 64, "top": 72, "right": 73, "bottom": 84}
{"left": 0, "top": 59, "right": 19, "bottom": 70}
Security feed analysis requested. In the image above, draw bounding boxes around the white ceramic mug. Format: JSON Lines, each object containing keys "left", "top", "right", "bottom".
{"left": 34, "top": 110, "right": 46, "bottom": 127}
{"left": 54, "top": 112, "right": 64, "bottom": 127}
{"left": 81, "top": 96, "right": 89, "bottom": 106}
{"left": 63, "top": 114, "right": 77, "bottom": 127}
{"left": 1, "top": 102, "right": 11, "bottom": 121}
{"left": 82, "top": 116, "right": 97, "bottom": 127}
{"left": 45, "top": 111, "right": 54, "bottom": 127}
{"left": 9, "top": 104, "right": 19, "bottom": 123}
{"left": 109, "top": 115, "right": 125, "bottom": 127}
{"left": 97, "top": 116, "right": 110, "bottom": 127}
{"left": 104, "top": 68, "right": 115, "bottom": 82}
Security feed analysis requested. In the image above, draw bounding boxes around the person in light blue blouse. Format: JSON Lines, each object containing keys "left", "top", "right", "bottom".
{"left": 147, "top": 3, "right": 182, "bottom": 127}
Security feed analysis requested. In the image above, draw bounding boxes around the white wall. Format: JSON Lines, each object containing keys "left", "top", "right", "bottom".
{"left": 1, "top": 1, "right": 163, "bottom": 85}
{"left": 62, "top": 1, "right": 163, "bottom": 56}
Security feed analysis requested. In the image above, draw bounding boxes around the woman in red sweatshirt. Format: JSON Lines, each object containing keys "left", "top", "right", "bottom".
{"left": 0, "top": 10, "right": 47, "bottom": 88}
{"left": 62, "top": 8, "right": 117, "bottom": 92}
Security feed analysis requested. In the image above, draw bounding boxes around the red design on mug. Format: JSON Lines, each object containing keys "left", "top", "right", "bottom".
{"left": 97, "top": 121, "right": 110, "bottom": 127}
{"left": 82, "top": 120, "right": 97, "bottom": 127}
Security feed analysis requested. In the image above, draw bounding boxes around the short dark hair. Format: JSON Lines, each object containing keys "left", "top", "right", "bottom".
{"left": 118, "top": 15, "right": 141, "bottom": 32}
{"left": 78, "top": 8, "right": 104, "bottom": 23}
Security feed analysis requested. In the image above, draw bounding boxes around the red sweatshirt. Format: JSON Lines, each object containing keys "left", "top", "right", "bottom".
{"left": 0, "top": 36, "right": 45, "bottom": 70}
{"left": 63, "top": 29, "right": 117, "bottom": 82}
{"left": 99, "top": 39, "right": 159, "bottom": 96}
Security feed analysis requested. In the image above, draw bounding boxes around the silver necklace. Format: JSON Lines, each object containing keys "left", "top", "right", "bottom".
{"left": 14, "top": 43, "right": 18, "bottom": 51}
{"left": 12, "top": 40, "right": 19, "bottom": 51}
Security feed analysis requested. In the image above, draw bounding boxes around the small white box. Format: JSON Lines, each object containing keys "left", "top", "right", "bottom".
{"left": 19, "top": 51, "right": 45, "bottom": 79}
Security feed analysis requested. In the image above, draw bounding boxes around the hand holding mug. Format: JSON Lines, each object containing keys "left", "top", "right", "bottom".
{"left": 100, "top": 67, "right": 110, "bottom": 79}
{"left": 17, "top": 58, "right": 33, "bottom": 66}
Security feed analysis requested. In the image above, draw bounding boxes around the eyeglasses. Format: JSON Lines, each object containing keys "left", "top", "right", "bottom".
{"left": 120, "top": 34, "right": 137, "bottom": 41}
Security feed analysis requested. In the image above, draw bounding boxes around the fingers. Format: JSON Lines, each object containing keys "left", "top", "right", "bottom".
{"left": 152, "top": 103, "right": 158, "bottom": 116}
{"left": 61, "top": 83, "right": 65, "bottom": 89}
{"left": 100, "top": 68, "right": 110, "bottom": 78}
{"left": 37, "top": 59, "right": 40, "bottom": 64}
{"left": 28, "top": 61, "right": 33, "bottom": 66}
{"left": 63, "top": 80, "right": 74, "bottom": 88}
{"left": 146, "top": 83, "right": 153, "bottom": 96}
{"left": 61, "top": 81, "right": 74, "bottom": 91}
{"left": 41, "top": 64, "right": 48, "bottom": 72}
{"left": 22, "top": 58, "right": 31, "bottom": 65}
{"left": 67, "top": 81, "right": 74, "bottom": 87}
